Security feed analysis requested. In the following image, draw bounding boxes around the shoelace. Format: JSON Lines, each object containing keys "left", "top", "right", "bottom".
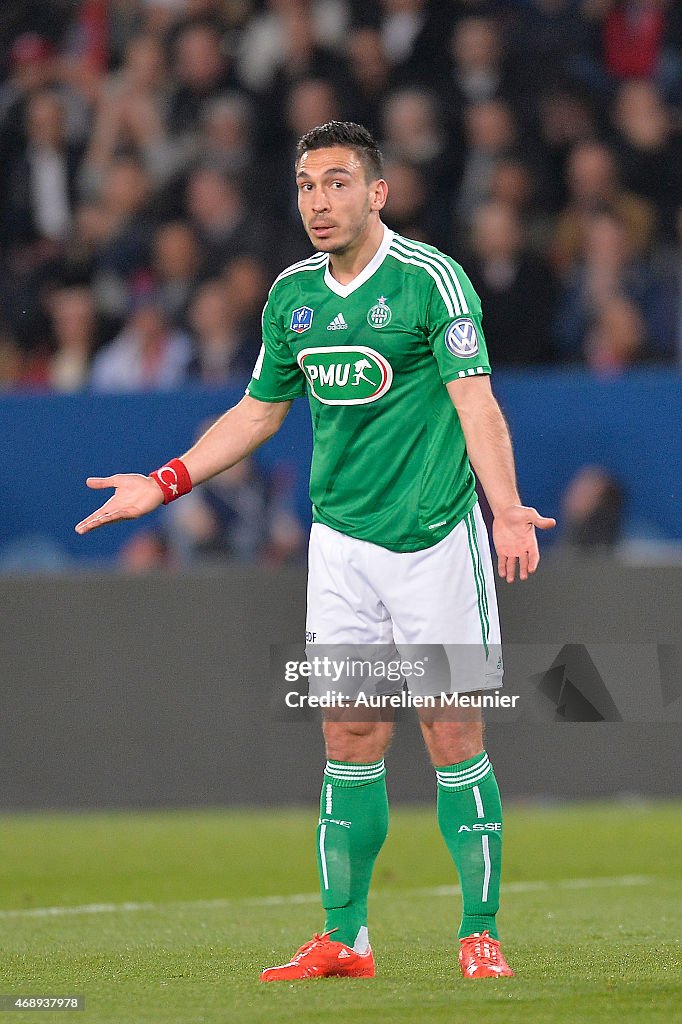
{"left": 460, "top": 930, "right": 500, "bottom": 963}
{"left": 291, "top": 929, "right": 339, "bottom": 963}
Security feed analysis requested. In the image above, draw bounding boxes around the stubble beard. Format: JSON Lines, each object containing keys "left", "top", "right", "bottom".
{"left": 307, "top": 202, "right": 373, "bottom": 256}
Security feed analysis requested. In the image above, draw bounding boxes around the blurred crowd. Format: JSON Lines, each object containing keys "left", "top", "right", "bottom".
{"left": 0, "top": 0, "right": 681, "bottom": 392}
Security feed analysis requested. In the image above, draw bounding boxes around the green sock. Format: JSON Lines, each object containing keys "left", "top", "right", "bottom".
{"left": 316, "top": 759, "right": 389, "bottom": 951}
{"left": 436, "top": 751, "right": 503, "bottom": 940}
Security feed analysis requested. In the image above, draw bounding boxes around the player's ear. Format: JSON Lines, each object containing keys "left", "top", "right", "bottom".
{"left": 370, "top": 178, "right": 388, "bottom": 212}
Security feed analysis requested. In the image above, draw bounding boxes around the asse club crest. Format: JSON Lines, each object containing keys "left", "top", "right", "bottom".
{"left": 297, "top": 346, "right": 393, "bottom": 405}
{"left": 367, "top": 296, "right": 392, "bottom": 329}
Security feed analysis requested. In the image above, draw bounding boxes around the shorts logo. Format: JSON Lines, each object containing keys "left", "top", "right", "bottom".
{"left": 367, "top": 296, "right": 392, "bottom": 329}
{"left": 445, "top": 318, "right": 479, "bottom": 358}
{"left": 297, "top": 345, "right": 393, "bottom": 405}
{"left": 291, "top": 306, "right": 314, "bottom": 333}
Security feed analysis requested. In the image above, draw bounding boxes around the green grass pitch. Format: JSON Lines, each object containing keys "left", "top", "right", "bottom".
{"left": 0, "top": 802, "right": 679, "bottom": 1023}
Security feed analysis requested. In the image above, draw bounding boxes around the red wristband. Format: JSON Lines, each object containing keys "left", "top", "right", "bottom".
{"left": 150, "top": 458, "right": 192, "bottom": 504}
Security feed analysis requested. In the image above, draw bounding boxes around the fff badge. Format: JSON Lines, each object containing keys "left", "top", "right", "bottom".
{"left": 291, "top": 306, "right": 314, "bottom": 333}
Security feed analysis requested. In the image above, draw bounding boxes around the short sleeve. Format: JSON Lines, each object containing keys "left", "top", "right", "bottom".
{"left": 245, "top": 296, "right": 306, "bottom": 402}
{"left": 425, "top": 259, "right": 492, "bottom": 383}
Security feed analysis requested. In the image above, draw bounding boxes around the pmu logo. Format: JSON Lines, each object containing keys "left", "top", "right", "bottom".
{"left": 297, "top": 346, "right": 393, "bottom": 405}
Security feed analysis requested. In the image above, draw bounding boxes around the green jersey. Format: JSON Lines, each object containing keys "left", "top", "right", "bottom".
{"left": 246, "top": 226, "right": 491, "bottom": 553}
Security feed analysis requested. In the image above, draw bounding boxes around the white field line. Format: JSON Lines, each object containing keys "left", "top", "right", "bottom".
{"left": 0, "top": 875, "right": 654, "bottom": 920}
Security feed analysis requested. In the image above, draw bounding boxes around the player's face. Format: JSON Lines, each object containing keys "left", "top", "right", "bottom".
{"left": 296, "top": 146, "right": 385, "bottom": 255}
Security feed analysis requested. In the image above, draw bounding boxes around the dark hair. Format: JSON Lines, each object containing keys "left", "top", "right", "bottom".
{"left": 295, "top": 121, "right": 384, "bottom": 181}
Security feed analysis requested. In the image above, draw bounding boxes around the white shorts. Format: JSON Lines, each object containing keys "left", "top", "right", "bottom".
{"left": 306, "top": 503, "right": 503, "bottom": 697}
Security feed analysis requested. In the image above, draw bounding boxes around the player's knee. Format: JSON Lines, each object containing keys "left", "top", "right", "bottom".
{"left": 323, "top": 718, "right": 392, "bottom": 761}
{"left": 420, "top": 718, "right": 484, "bottom": 764}
{"left": 343, "top": 720, "right": 382, "bottom": 739}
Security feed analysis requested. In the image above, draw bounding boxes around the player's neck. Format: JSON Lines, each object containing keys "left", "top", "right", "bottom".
{"left": 327, "top": 219, "right": 385, "bottom": 286}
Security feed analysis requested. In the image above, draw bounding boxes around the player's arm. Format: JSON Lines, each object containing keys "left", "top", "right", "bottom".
{"left": 447, "top": 376, "right": 555, "bottom": 582}
{"left": 77, "top": 282, "right": 306, "bottom": 537}
{"left": 75, "top": 396, "right": 291, "bottom": 535}
{"left": 181, "top": 396, "right": 291, "bottom": 483}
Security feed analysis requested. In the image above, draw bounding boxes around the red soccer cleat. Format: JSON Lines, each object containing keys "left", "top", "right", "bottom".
{"left": 458, "top": 930, "right": 515, "bottom": 978}
{"left": 260, "top": 930, "right": 375, "bottom": 982}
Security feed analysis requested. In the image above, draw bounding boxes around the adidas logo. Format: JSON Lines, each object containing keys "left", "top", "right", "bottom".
{"left": 327, "top": 313, "right": 348, "bottom": 330}
{"left": 337, "top": 949, "right": 351, "bottom": 958}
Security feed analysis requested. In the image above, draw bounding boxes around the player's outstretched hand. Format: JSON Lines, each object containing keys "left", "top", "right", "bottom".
{"left": 492, "top": 505, "right": 556, "bottom": 583}
{"left": 75, "top": 474, "right": 163, "bottom": 535}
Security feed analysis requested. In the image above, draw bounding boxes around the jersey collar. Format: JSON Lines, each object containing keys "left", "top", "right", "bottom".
{"left": 323, "top": 225, "right": 394, "bottom": 298}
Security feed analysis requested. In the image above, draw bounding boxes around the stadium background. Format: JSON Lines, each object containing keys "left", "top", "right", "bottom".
{"left": 1, "top": 0, "right": 681, "bottom": 574}
{"left": 0, "top": 5, "right": 680, "bottom": 1021}
{"left": 0, "top": 0, "right": 675, "bottom": 798}
{"left": 2, "top": 0, "right": 680, "bottom": 793}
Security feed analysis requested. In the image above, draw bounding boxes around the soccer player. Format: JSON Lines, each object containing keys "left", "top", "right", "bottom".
{"left": 76, "top": 121, "right": 555, "bottom": 981}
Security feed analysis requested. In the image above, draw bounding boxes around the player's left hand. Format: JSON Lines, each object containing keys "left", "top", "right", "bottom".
{"left": 492, "top": 505, "right": 556, "bottom": 583}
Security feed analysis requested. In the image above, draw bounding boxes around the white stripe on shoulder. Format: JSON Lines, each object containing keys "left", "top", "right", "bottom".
{"left": 270, "top": 252, "right": 327, "bottom": 291}
{"left": 388, "top": 245, "right": 456, "bottom": 317}
{"left": 279, "top": 251, "right": 327, "bottom": 275}
{"left": 394, "top": 236, "right": 469, "bottom": 314}
{"left": 390, "top": 238, "right": 462, "bottom": 315}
